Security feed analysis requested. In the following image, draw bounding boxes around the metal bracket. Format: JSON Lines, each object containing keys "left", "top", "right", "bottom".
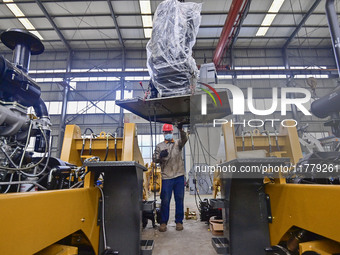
{"left": 97, "top": 197, "right": 102, "bottom": 226}
{"left": 265, "top": 194, "right": 273, "bottom": 223}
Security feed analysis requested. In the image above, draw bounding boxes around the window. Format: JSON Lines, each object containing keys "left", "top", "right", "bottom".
{"left": 67, "top": 102, "right": 78, "bottom": 114}
{"left": 105, "top": 101, "right": 116, "bottom": 114}
{"left": 138, "top": 134, "right": 163, "bottom": 164}
{"left": 49, "top": 102, "right": 62, "bottom": 115}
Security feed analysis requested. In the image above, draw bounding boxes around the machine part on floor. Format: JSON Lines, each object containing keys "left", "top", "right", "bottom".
{"left": 209, "top": 199, "right": 228, "bottom": 210}
{"left": 211, "top": 237, "right": 229, "bottom": 255}
{"left": 141, "top": 240, "right": 154, "bottom": 255}
{"left": 155, "top": 207, "right": 161, "bottom": 225}
{"left": 146, "top": 0, "right": 202, "bottom": 97}
{"left": 185, "top": 207, "right": 197, "bottom": 220}
{"left": 199, "top": 199, "right": 222, "bottom": 223}
{"left": 116, "top": 91, "right": 231, "bottom": 125}
{"left": 212, "top": 132, "right": 226, "bottom": 198}
{"left": 142, "top": 209, "right": 156, "bottom": 228}
{"left": 142, "top": 201, "right": 156, "bottom": 228}
{"left": 212, "top": 171, "right": 222, "bottom": 198}
{"left": 145, "top": 163, "right": 162, "bottom": 195}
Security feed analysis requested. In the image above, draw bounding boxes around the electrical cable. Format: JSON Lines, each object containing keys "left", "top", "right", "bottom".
{"left": 190, "top": 128, "right": 203, "bottom": 211}
{"left": 70, "top": 181, "right": 84, "bottom": 189}
{"left": 198, "top": 178, "right": 210, "bottom": 194}
{"left": 147, "top": 106, "right": 159, "bottom": 227}
{"left": 97, "top": 186, "right": 109, "bottom": 251}
{"left": 195, "top": 129, "right": 208, "bottom": 202}
{"left": 104, "top": 133, "right": 109, "bottom": 161}
{"left": 188, "top": 136, "right": 201, "bottom": 212}
{"left": 17, "top": 172, "right": 21, "bottom": 192}
{"left": 80, "top": 137, "right": 86, "bottom": 163}
{"left": 195, "top": 128, "right": 208, "bottom": 164}
{"left": 153, "top": 110, "right": 157, "bottom": 204}
{"left": 80, "top": 128, "right": 95, "bottom": 162}
{"left": 242, "top": 131, "right": 246, "bottom": 151}
{"left": 114, "top": 133, "right": 118, "bottom": 161}
{"left": 3, "top": 173, "right": 14, "bottom": 193}
{"left": 194, "top": 127, "right": 214, "bottom": 185}
{"left": 84, "top": 128, "right": 95, "bottom": 136}
{"left": 195, "top": 132, "right": 203, "bottom": 203}
{"left": 0, "top": 146, "right": 18, "bottom": 168}
{"left": 89, "top": 133, "right": 93, "bottom": 155}
{"left": 115, "top": 126, "right": 124, "bottom": 135}
{"left": 261, "top": 130, "right": 272, "bottom": 153}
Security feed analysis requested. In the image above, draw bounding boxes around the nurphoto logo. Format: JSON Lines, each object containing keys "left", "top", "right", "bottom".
{"left": 200, "top": 84, "right": 312, "bottom": 128}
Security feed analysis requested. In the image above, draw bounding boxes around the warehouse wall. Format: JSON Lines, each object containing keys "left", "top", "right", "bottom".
{"left": 3, "top": 47, "right": 335, "bottom": 71}
{"left": 1, "top": 47, "right": 337, "bottom": 159}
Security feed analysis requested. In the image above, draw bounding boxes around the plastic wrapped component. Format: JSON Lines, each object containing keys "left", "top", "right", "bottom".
{"left": 146, "top": 0, "right": 202, "bottom": 97}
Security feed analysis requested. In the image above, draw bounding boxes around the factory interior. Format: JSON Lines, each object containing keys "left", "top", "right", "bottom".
{"left": 1, "top": 0, "right": 340, "bottom": 254}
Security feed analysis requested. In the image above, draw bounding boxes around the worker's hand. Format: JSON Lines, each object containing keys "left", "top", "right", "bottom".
{"left": 160, "top": 149, "right": 169, "bottom": 158}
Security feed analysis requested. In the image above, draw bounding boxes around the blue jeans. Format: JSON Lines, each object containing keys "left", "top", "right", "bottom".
{"left": 160, "top": 175, "right": 185, "bottom": 224}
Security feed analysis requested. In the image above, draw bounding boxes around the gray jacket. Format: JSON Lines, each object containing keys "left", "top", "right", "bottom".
{"left": 153, "top": 130, "right": 188, "bottom": 180}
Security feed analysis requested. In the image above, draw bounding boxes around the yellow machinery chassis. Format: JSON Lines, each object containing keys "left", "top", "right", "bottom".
{"left": 217, "top": 122, "right": 340, "bottom": 254}
{"left": 0, "top": 123, "right": 144, "bottom": 255}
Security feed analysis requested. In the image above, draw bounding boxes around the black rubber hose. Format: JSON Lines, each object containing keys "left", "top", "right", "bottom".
{"left": 114, "top": 138, "right": 118, "bottom": 161}
{"left": 0, "top": 56, "right": 7, "bottom": 80}
{"left": 104, "top": 137, "right": 109, "bottom": 161}
{"left": 33, "top": 98, "right": 49, "bottom": 118}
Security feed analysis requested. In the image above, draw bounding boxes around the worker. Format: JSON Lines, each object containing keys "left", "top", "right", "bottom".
{"left": 153, "top": 123, "right": 188, "bottom": 232}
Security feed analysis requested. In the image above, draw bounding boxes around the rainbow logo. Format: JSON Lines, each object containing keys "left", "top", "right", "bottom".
{"left": 199, "top": 83, "right": 223, "bottom": 115}
{"left": 199, "top": 83, "right": 223, "bottom": 107}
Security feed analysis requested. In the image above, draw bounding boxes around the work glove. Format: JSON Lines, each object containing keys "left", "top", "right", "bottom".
{"left": 160, "top": 149, "right": 169, "bottom": 158}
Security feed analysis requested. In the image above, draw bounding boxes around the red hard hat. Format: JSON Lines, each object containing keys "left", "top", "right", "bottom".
{"left": 162, "top": 124, "right": 173, "bottom": 132}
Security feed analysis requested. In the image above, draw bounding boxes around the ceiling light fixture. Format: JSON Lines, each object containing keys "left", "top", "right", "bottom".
{"left": 256, "top": 0, "right": 285, "bottom": 36}
{"left": 139, "top": 0, "right": 152, "bottom": 38}
{"left": 4, "top": 0, "right": 44, "bottom": 40}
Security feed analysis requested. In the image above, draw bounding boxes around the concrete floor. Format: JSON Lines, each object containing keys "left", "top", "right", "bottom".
{"left": 142, "top": 191, "right": 218, "bottom": 255}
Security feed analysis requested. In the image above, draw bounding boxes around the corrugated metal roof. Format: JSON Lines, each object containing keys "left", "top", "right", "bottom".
{"left": 0, "top": 0, "right": 337, "bottom": 52}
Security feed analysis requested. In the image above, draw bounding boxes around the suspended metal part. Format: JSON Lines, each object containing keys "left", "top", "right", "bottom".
{"left": 326, "top": 0, "right": 340, "bottom": 77}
